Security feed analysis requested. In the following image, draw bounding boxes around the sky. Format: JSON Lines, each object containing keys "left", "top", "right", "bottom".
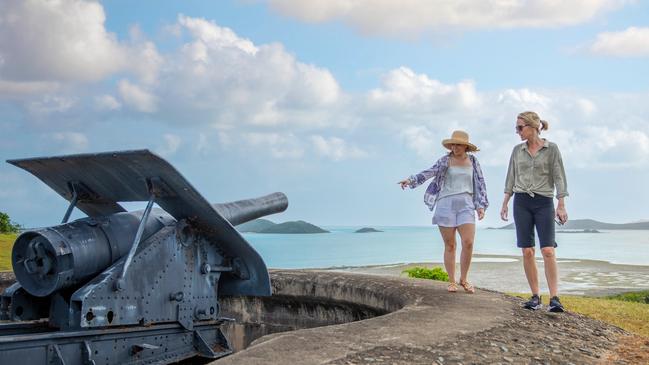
{"left": 1, "top": 0, "right": 649, "bottom": 229}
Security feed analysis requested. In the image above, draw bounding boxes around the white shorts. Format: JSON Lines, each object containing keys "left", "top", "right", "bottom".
{"left": 433, "top": 193, "right": 476, "bottom": 227}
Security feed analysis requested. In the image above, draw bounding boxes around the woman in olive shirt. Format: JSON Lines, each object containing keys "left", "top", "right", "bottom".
{"left": 500, "top": 111, "right": 568, "bottom": 313}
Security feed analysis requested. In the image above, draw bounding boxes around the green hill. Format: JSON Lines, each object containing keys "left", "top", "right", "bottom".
{"left": 497, "top": 219, "right": 649, "bottom": 230}
{"left": 236, "top": 218, "right": 276, "bottom": 233}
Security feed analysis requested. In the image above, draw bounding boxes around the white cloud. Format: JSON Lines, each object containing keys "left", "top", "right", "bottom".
{"left": 150, "top": 15, "right": 342, "bottom": 127}
{"left": 399, "top": 126, "right": 438, "bottom": 159}
{"left": 49, "top": 132, "right": 88, "bottom": 153}
{"left": 28, "top": 95, "right": 77, "bottom": 116}
{"left": 95, "top": 95, "right": 121, "bottom": 111}
{"left": 243, "top": 132, "right": 304, "bottom": 159}
{"left": 267, "top": 0, "right": 627, "bottom": 37}
{"left": 0, "top": 8, "right": 344, "bottom": 129}
{"left": 118, "top": 79, "right": 157, "bottom": 113}
{"left": 368, "top": 67, "right": 480, "bottom": 113}
{"left": 497, "top": 89, "right": 551, "bottom": 110}
{"left": 0, "top": 0, "right": 126, "bottom": 82}
{"left": 553, "top": 126, "right": 649, "bottom": 168}
{"left": 157, "top": 134, "right": 182, "bottom": 157}
{"left": 130, "top": 41, "right": 164, "bottom": 85}
{"left": 576, "top": 98, "right": 597, "bottom": 116}
{"left": 370, "top": 75, "right": 649, "bottom": 169}
{"left": 0, "top": 0, "right": 162, "bottom": 88}
{"left": 1, "top": 4, "right": 647, "bottom": 174}
{"left": 587, "top": 27, "right": 649, "bottom": 57}
{"left": 0, "top": 80, "right": 59, "bottom": 96}
{"left": 178, "top": 15, "right": 258, "bottom": 55}
{"left": 310, "top": 135, "right": 367, "bottom": 160}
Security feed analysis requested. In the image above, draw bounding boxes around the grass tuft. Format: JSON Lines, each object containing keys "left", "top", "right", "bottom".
{"left": 402, "top": 266, "right": 449, "bottom": 282}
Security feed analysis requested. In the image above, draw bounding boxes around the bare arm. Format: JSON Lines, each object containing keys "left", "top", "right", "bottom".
{"left": 500, "top": 193, "right": 512, "bottom": 221}
{"left": 556, "top": 197, "right": 567, "bottom": 224}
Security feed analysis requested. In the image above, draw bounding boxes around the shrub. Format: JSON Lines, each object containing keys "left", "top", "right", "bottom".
{"left": 607, "top": 290, "right": 649, "bottom": 305}
{"left": 402, "top": 266, "right": 449, "bottom": 282}
{"left": 0, "top": 212, "right": 21, "bottom": 234}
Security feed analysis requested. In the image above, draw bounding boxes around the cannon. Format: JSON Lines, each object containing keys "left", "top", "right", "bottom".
{"left": 0, "top": 150, "right": 287, "bottom": 364}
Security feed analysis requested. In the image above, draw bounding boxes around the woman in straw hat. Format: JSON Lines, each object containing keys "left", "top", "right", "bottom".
{"left": 399, "top": 130, "right": 489, "bottom": 294}
{"left": 501, "top": 111, "right": 568, "bottom": 313}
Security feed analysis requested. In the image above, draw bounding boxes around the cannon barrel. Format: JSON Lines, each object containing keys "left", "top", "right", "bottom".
{"left": 213, "top": 192, "right": 288, "bottom": 226}
{"left": 12, "top": 193, "right": 287, "bottom": 297}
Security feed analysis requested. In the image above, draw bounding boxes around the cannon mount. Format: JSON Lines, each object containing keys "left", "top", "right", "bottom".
{"left": 0, "top": 150, "right": 286, "bottom": 364}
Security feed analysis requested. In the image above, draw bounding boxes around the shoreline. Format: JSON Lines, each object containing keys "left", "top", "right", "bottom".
{"left": 3, "top": 254, "right": 648, "bottom": 297}
{"left": 313, "top": 253, "right": 649, "bottom": 297}
{"left": 310, "top": 253, "right": 649, "bottom": 270}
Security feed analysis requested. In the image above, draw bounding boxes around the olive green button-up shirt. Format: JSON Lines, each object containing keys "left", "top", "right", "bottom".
{"left": 504, "top": 140, "right": 569, "bottom": 199}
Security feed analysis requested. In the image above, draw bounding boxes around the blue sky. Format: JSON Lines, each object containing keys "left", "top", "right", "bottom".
{"left": 1, "top": 0, "right": 649, "bottom": 228}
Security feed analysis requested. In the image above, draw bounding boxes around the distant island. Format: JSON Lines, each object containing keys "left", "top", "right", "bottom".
{"left": 493, "top": 219, "right": 649, "bottom": 230}
{"left": 355, "top": 227, "right": 382, "bottom": 233}
{"left": 236, "top": 219, "right": 276, "bottom": 233}
{"left": 236, "top": 219, "right": 329, "bottom": 234}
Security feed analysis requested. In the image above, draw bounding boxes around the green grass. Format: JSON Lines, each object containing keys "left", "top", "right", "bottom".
{"left": 510, "top": 293, "right": 649, "bottom": 338}
{"left": 0, "top": 233, "right": 16, "bottom": 272}
{"left": 402, "top": 266, "right": 449, "bottom": 281}
{"left": 607, "top": 290, "right": 649, "bottom": 304}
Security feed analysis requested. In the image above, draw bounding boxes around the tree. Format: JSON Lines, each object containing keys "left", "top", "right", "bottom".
{"left": 0, "top": 212, "right": 21, "bottom": 234}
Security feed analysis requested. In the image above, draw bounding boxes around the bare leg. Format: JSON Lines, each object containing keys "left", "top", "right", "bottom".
{"left": 522, "top": 247, "right": 540, "bottom": 295}
{"left": 456, "top": 223, "right": 475, "bottom": 283}
{"left": 541, "top": 247, "right": 559, "bottom": 297}
{"left": 438, "top": 226, "right": 457, "bottom": 283}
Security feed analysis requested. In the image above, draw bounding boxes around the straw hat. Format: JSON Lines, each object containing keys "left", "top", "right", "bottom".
{"left": 442, "top": 130, "right": 479, "bottom": 152}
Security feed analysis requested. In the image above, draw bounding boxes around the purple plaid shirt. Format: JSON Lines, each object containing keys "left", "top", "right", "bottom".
{"left": 408, "top": 154, "right": 489, "bottom": 211}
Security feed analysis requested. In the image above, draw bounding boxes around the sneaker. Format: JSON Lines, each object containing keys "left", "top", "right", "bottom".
{"left": 548, "top": 296, "right": 565, "bottom": 313}
{"left": 523, "top": 294, "right": 542, "bottom": 310}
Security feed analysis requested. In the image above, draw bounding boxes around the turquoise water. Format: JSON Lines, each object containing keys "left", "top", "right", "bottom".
{"left": 243, "top": 228, "right": 649, "bottom": 269}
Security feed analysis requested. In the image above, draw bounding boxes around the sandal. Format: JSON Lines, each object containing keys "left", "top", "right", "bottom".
{"left": 447, "top": 282, "right": 458, "bottom": 293}
{"left": 459, "top": 280, "right": 475, "bottom": 294}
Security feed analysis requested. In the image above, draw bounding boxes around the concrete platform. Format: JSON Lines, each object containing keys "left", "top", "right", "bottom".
{"left": 213, "top": 270, "right": 640, "bottom": 364}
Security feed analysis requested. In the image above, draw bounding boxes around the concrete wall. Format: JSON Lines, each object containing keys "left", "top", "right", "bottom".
{"left": 220, "top": 294, "right": 388, "bottom": 351}
{"left": 219, "top": 270, "right": 408, "bottom": 352}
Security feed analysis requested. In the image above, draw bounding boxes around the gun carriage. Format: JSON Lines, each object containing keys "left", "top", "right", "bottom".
{"left": 0, "top": 150, "right": 287, "bottom": 364}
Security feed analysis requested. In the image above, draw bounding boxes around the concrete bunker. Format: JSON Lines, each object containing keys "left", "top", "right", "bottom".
{"left": 219, "top": 270, "right": 407, "bottom": 352}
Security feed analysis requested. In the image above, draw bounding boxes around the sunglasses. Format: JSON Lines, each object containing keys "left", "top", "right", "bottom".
{"left": 515, "top": 125, "right": 527, "bottom": 132}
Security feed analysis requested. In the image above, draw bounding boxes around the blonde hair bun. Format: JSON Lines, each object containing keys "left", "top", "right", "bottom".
{"left": 518, "top": 111, "right": 549, "bottom": 131}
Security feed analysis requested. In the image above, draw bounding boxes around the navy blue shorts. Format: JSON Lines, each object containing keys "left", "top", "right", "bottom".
{"left": 513, "top": 193, "right": 557, "bottom": 249}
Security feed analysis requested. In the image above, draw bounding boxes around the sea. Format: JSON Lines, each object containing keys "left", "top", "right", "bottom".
{"left": 243, "top": 227, "right": 649, "bottom": 269}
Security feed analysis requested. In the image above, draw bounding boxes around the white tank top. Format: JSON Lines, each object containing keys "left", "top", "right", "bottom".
{"left": 438, "top": 166, "right": 473, "bottom": 200}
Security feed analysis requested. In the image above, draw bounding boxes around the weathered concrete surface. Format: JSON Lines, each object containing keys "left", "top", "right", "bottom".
{"left": 213, "top": 270, "right": 647, "bottom": 365}
{"left": 214, "top": 270, "right": 512, "bottom": 364}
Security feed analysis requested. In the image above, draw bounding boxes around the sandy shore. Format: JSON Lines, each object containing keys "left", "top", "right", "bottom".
{"left": 321, "top": 254, "right": 649, "bottom": 296}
